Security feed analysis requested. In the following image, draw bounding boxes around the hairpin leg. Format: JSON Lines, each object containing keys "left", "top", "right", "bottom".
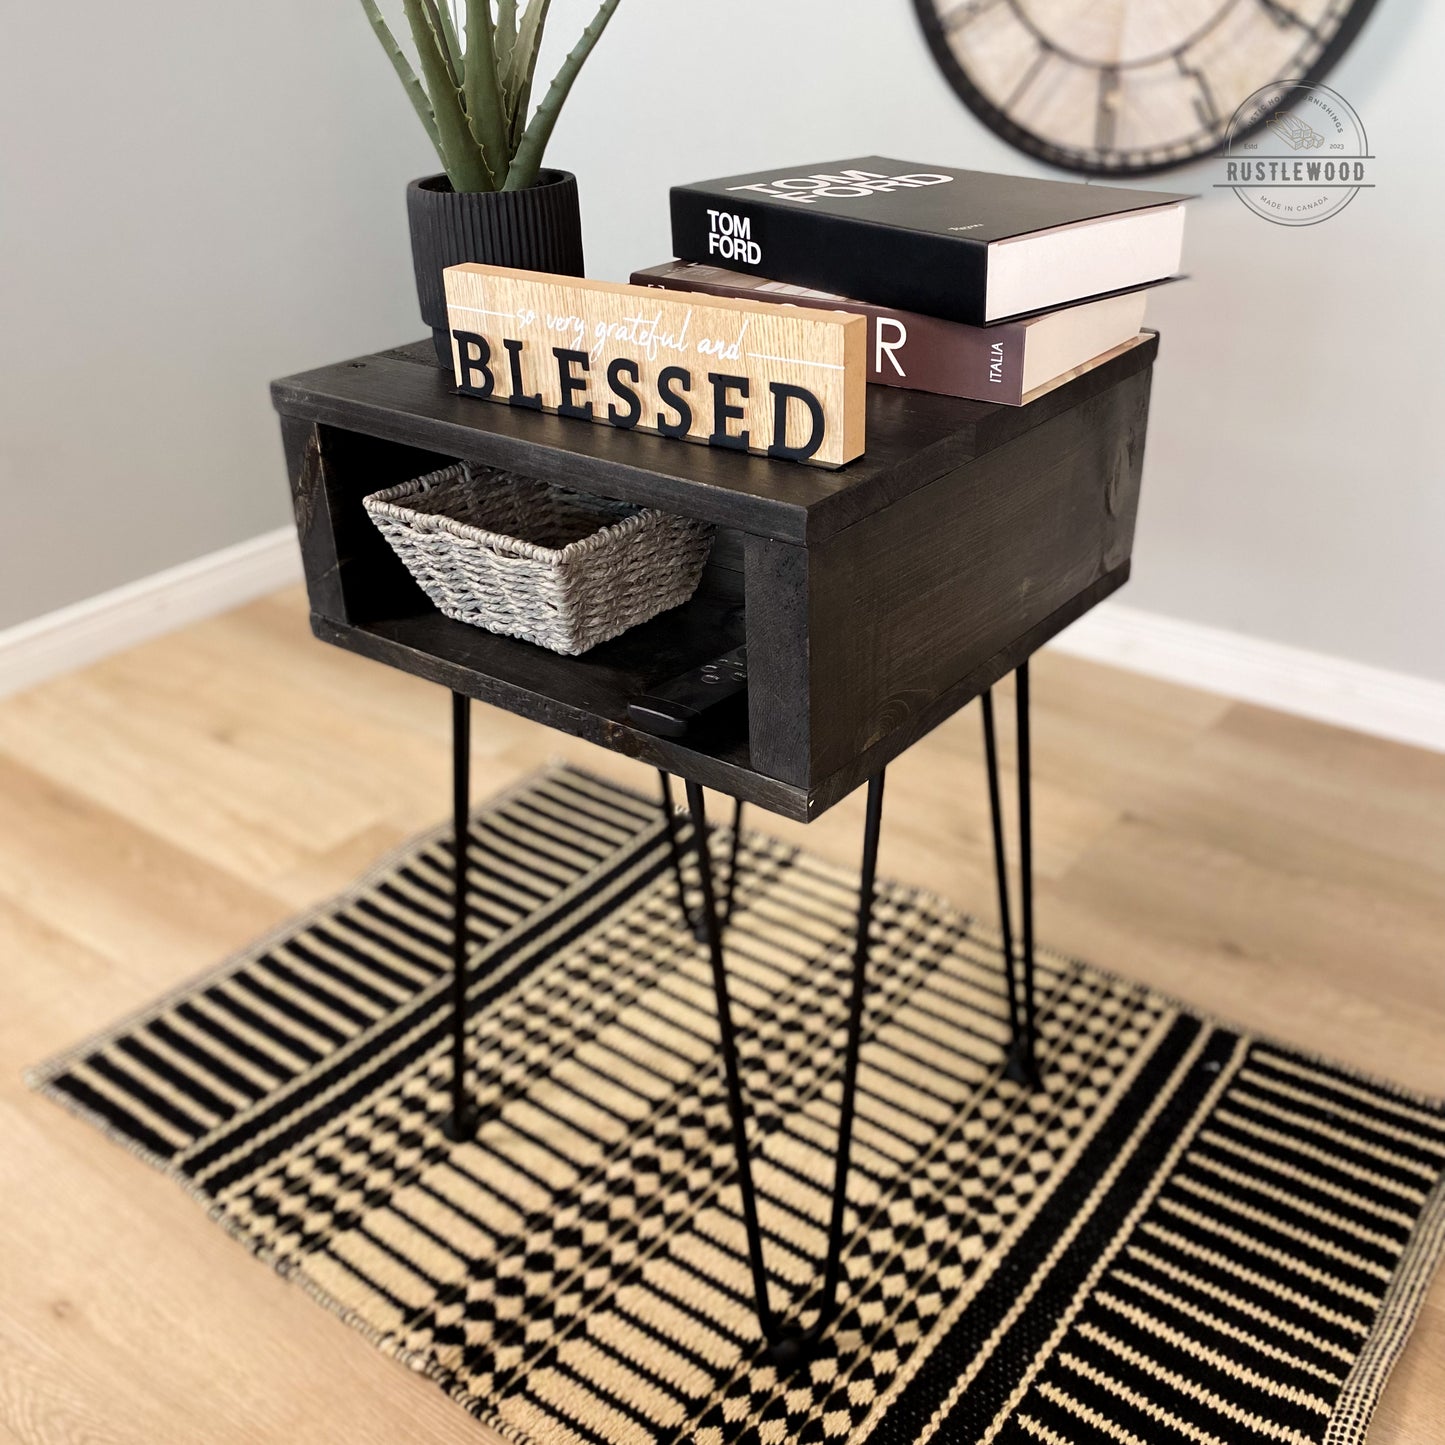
{"left": 1015, "top": 662, "right": 1039, "bottom": 1085}
{"left": 443, "top": 691, "right": 478, "bottom": 1141}
{"left": 980, "top": 671, "right": 1040, "bottom": 1089}
{"left": 721, "top": 794, "right": 745, "bottom": 929}
{"left": 687, "top": 771, "right": 885, "bottom": 1369}
{"left": 659, "top": 772, "right": 745, "bottom": 941}
{"left": 980, "top": 690, "right": 1022, "bottom": 1060}
{"left": 657, "top": 770, "right": 695, "bottom": 934}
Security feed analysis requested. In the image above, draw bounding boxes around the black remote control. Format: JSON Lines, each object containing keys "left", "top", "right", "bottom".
{"left": 628, "top": 647, "right": 748, "bottom": 739}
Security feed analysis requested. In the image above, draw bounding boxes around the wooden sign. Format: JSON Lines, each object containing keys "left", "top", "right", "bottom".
{"left": 443, "top": 264, "right": 866, "bottom": 467}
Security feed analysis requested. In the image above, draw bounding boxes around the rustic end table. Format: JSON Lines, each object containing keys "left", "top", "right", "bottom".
{"left": 271, "top": 333, "right": 1156, "bottom": 1366}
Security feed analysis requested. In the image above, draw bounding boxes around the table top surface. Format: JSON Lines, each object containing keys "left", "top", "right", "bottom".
{"left": 272, "top": 334, "right": 1158, "bottom": 546}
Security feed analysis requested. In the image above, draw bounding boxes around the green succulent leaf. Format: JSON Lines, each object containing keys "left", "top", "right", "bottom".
{"left": 495, "top": 0, "right": 519, "bottom": 99}
{"left": 402, "top": 0, "right": 492, "bottom": 189}
{"left": 419, "top": 0, "right": 462, "bottom": 90}
{"left": 506, "top": 0, "right": 552, "bottom": 146}
{"left": 358, "top": 0, "right": 443, "bottom": 158}
{"left": 506, "top": 0, "right": 622, "bottom": 190}
{"left": 433, "top": 0, "right": 463, "bottom": 79}
{"left": 462, "top": 0, "right": 512, "bottom": 189}
{"left": 360, "top": 0, "right": 618, "bottom": 193}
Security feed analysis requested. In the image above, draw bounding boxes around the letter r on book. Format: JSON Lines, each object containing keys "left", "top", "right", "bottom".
{"left": 876, "top": 318, "right": 907, "bottom": 378}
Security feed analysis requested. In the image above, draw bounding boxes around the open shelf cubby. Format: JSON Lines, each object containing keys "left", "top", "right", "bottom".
{"left": 296, "top": 422, "right": 766, "bottom": 805}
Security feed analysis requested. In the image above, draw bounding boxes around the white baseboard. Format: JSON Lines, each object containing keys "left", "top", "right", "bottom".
{"left": 3, "top": 534, "right": 1442, "bottom": 756}
{"left": 0, "top": 528, "right": 303, "bottom": 700}
{"left": 1052, "top": 600, "right": 1445, "bottom": 754}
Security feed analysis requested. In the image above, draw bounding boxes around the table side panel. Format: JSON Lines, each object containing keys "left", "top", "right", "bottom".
{"left": 803, "top": 365, "right": 1153, "bottom": 783}
{"left": 801, "top": 564, "right": 1128, "bottom": 818}
{"left": 281, "top": 416, "right": 346, "bottom": 623}
{"left": 742, "top": 537, "right": 814, "bottom": 787}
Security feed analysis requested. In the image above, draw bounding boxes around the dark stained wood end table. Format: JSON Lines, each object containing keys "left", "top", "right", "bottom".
{"left": 272, "top": 332, "right": 1157, "bottom": 1365}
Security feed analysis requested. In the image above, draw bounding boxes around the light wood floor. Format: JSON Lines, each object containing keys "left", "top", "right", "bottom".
{"left": 2, "top": 585, "right": 1442, "bottom": 1444}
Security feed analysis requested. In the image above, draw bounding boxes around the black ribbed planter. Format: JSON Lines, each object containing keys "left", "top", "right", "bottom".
{"left": 407, "top": 170, "right": 585, "bottom": 367}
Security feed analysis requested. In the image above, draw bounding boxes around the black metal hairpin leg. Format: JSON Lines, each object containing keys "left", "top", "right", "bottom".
{"left": 657, "top": 771, "right": 694, "bottom": 931}
{"left": 980, "top": 665, "right": 1040, "bottom": 1088}
{"left": 444, "top": 691, "right": 478, "bottom": 1141}
{"left": 687, "top": 771, "right": 885, "bottom": 1369}
{"left": 720, "top": 794, "right": 745, "bottom": 930}
{"left": 1016, "top": 664, "right": 1039, "bottom": 1083}
{"left": 659, "top": 770, "right": 744, "bottom": 940}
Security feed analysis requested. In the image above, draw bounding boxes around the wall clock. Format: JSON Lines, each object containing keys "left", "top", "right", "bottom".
{"left": 913, "top": 0, "right": 1380, "bottom": 175}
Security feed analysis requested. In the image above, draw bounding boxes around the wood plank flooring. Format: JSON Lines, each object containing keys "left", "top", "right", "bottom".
{"left": 1, "top": 586, "right": 1441, "bottom": 1443}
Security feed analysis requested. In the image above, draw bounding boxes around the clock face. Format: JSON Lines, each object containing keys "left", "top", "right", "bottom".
{"left": 914, "top": 0, "right": 1380, "bottom": 175}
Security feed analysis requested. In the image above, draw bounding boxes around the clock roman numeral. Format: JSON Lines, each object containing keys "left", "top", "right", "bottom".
{"left": 940, "top": 0, "right": 1003, "bottom": 33}
{"left": 1005, "top": 40, "right": 1053, "bottom": 113}
{"left": 1096, "top": 65, "right": 1121, "bottom": 152}
{"left": 1176, "top": 52, "right": 1221, "bottom": 131}
{"left": 1254, "top": 0, "right": 1323, "bottom": 37}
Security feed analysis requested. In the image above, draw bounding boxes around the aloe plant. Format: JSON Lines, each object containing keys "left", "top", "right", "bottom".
{"left": 361, "top": 0, "right": 623, "bottom": 192}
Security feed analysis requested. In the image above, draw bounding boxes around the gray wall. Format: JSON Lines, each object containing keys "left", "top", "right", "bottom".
{"left": 0, "top": 0, "right": 435, "bottom": 628}
{"left": 4, "top": 2, "right": 1441, "bottom": 685}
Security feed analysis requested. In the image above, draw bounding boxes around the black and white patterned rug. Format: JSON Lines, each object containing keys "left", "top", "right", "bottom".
{"left": 30, "top": 765, "right": 1445, "bottom": 1444}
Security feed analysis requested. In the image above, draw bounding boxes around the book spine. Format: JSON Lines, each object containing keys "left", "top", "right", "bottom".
{"left": 668, "top": 187, "right": 991, "bottom": 326}
{"left": 631, "top": 267, "right": 1026, "bottom": 404}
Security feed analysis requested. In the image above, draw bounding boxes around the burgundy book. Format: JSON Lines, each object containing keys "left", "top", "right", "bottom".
{"left": 630, "top": 261, "right": 1155, "bottom": 406}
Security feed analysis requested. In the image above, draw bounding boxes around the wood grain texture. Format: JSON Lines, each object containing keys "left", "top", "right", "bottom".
{"left": 741, "top": 535, "right": 813, "bottom": 787}
{"left": 2, "top": 585, "right": 1442, "bottom": 1445}
{"left": 271, "top": 332, "right": 1157, "bottom": 544}
{"left": 801, "top": 364, "right": 1149, "bottom": 786}
{"left": 443, "top": 264, "right": 867, "bottom": 466}
{"left": 801, "top": 564, "right": 1130, "bottom": 819}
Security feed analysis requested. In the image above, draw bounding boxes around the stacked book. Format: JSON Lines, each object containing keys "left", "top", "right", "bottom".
{"left": 634, "top": 157, "right": 1189, "bottom": 408}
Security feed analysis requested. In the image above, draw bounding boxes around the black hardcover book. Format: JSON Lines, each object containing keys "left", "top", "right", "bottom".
{"left": 670, "top": 157, "right": 1189, "bottom": 327}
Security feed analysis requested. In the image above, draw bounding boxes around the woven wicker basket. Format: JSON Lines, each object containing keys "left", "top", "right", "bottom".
{"left": 363, "top": 462, "right": 714, "bottom": 655}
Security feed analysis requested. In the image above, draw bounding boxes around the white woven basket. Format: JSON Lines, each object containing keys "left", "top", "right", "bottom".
{"left": 363, "top": 462, "right": 714, "bottom": 655}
